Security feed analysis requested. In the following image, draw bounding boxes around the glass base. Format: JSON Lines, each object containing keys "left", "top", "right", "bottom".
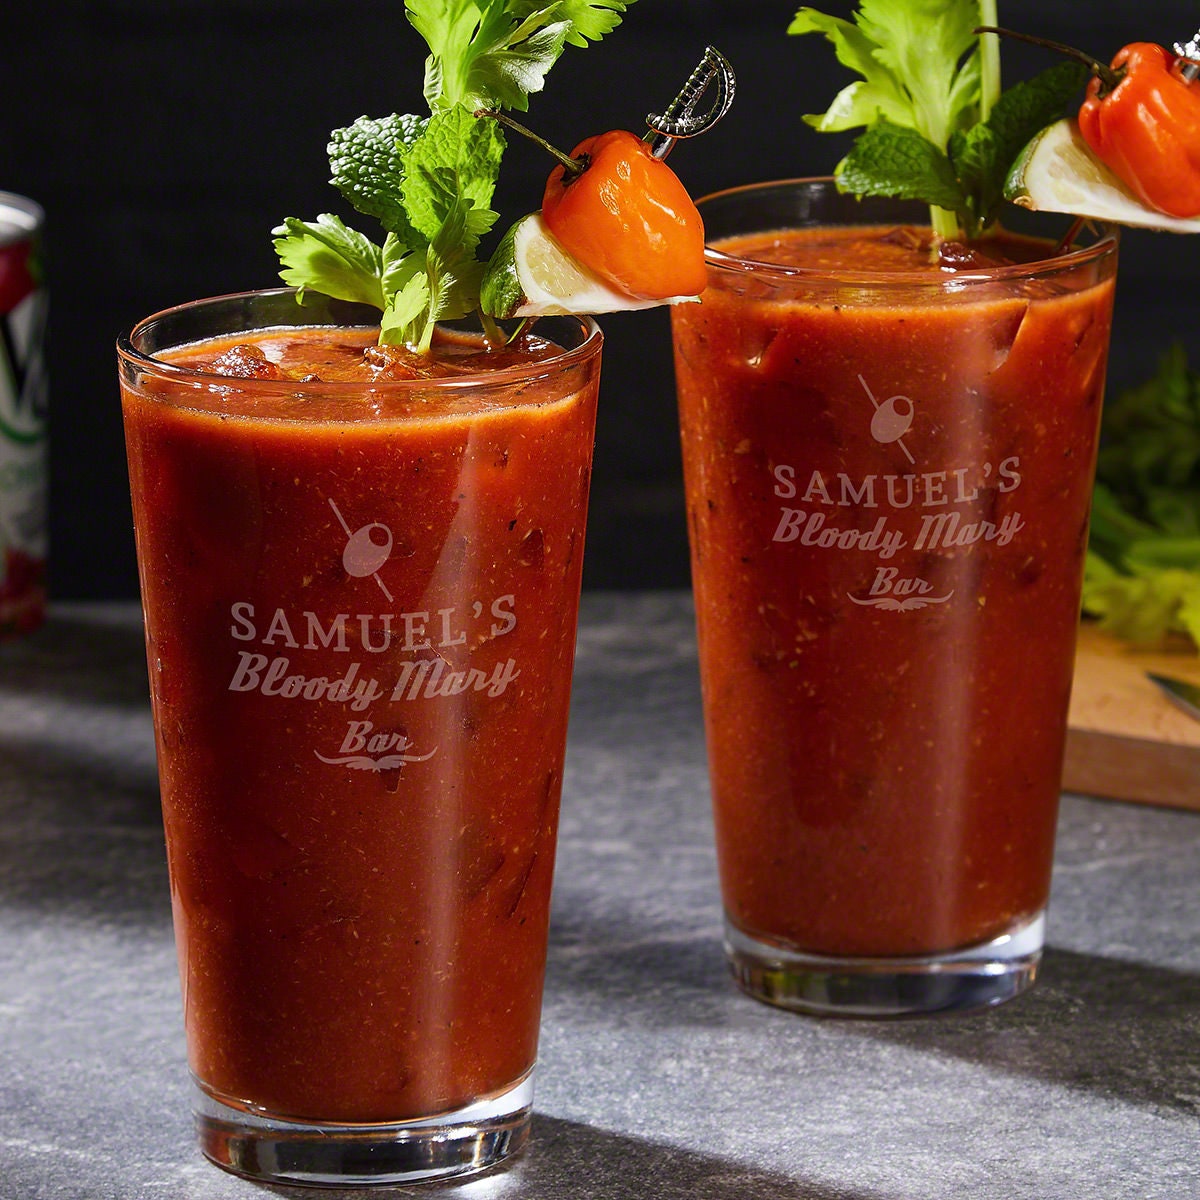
{"left": 193, "top": 1072, "right": 533, "bottom": 1187}
{"left": 725, "top": 910, "right": 1044, "bottom": 1017}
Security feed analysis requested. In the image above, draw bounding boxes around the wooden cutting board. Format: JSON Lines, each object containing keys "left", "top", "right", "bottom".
{"left": 1064, "top": 622, "right": 1200, "bottom": 811}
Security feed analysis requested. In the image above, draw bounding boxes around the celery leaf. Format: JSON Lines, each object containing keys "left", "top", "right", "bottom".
{"left": 272, "top": 214, "right": 387, "bottom": 309}
{"left": 855, "top": 0, "right": 980, "bottom": 148}
{"left": 409, "top": 0, "right": 632, "bottom": 113}
{"left": 792, "top": 1, "right": 978, "bottom": 149}
{"left": 791, "top": 2, "right": 1088, "bottom": 238}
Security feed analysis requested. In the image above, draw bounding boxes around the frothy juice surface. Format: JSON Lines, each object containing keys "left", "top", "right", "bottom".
{"left": 672, "top": 225, "right": 1116, "bottom": 958}
{"left": 122, "top": 325, "right": 599, "bottom": 1123}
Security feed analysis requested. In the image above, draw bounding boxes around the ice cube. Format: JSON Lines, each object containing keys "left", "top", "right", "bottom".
{"left": 208, "top": 343, "right": 290, "bottom": 380}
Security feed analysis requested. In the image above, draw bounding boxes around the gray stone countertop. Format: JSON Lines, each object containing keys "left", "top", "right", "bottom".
{"left": 1, "top": 594, "right": 1197, "bottom": 1200}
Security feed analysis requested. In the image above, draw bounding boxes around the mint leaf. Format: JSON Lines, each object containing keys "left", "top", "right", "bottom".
{"left": 278, "top": 105, "right": 504, "bottom": 345}
{"left": 836, "top": 118, "right": 965, "bottom": 212}
{"left": 951, "top": 60, "right": 1086, "bottom": 232}
{"left": 979, "top": 61, "right": 1086, "bottom": 166}
{"left": 272, "top": 214, "right": 386, "bottom": 308}
{"left": 399, "top": 104, "right": 504, "bottom": 246}
{"left": 329, "top": 113, "right": 427, "bottom": 240}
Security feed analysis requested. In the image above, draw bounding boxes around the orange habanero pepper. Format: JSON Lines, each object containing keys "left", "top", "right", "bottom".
{"left": 1078, "top": 42, "right": 1200, "bottom": 218}
{"left": 541, "top": 130, "right": 707, "bottom": 300}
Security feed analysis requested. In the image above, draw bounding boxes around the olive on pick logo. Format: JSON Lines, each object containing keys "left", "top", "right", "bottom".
{"left": 870, "top": 394, "right": 914, "bottom": 443}
{"left": 343, "top": 523, "right": 393, "bottom": 578}
{"left": 859, "top": 374, "right": 916, "bottom": 464}
{"left": 328, "top": 497, "right": 395, "bottom": 601}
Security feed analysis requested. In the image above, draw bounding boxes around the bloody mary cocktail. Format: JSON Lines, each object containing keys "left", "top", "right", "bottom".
{"left": 672, "top": 180, "right": 1117, "bottom": 1016}
{"left": 119, "top": 290, "right": 601, "bottom": 1183}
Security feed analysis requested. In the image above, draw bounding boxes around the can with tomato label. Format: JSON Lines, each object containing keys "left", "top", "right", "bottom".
{"left": 0, "top": 193, "right": 48, "bottom": 639}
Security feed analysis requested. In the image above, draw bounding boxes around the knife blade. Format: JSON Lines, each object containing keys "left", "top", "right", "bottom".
{"left": 1146, "top": 673, "right": 1200, "bottom": 723}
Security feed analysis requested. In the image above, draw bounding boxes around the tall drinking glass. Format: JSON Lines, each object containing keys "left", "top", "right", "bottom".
{"left": 118, "top": 290, "right": 601, "bottom": 1185}
{"left": 671, "top": 180, "right": 1118, "bottom": 1016}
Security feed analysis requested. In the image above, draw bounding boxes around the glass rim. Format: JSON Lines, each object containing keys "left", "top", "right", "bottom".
{"left": 117, "top": 287, "right": 604, "bottom": 395}
{"left": 697, "top": 176, "right": 1120, "bottom": 289}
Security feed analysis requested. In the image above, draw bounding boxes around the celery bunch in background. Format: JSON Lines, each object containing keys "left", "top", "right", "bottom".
{"left": 1083, "top": 345, "right": 1200, "bottom": 650}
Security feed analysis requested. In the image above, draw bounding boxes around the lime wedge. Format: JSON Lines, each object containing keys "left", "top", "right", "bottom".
{"left": 481, "top": 213, "right": 698, "bottom": 319}
{"left": 1006, "top": 118, "right": 1200, "bottom": 234}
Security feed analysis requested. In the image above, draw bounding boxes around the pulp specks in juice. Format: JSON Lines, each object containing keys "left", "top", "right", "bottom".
{"left": 674, "top": 224, "right": 1116, "bottom": 957}
{"left": 123, "top": 323, "right": 598, "bottom": 1122}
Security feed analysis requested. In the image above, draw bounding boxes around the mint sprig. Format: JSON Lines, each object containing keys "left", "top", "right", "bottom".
{"left": 791, "top": 2, "right": 1086, "bottom": 239}
{"left": 273, "top": 0, "right": 633, "bottom": 351}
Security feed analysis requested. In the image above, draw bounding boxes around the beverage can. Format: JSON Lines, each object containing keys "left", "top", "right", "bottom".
{"left": 0, "top": 192, "right": 48, "bottom": 639}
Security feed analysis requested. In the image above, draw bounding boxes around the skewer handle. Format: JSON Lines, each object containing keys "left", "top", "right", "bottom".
{"left": 644, "top": 46, "right": 736, "bottom": 160}
{"left": 1174, "top": 30, "right": 1200, "bottom": 82}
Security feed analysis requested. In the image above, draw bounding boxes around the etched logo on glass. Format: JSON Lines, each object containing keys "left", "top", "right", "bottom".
{"left": 224, "top": 493, "right": 524, "bottom": 774}
{"left": 771, "top": 373, "right": 1029, "bottom": 612}
{"left": 329, "top": 497, "right": 394, "bottom": 602}
{"left": 861, "top": 373, "right": 915, "bottom": 465}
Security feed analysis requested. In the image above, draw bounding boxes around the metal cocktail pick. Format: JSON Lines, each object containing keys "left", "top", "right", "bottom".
{"left": 1175, "top": 29, "right": 1200, "bottom": 82}
{"left": 644, "top": 46, "right": 736, "bottom": 160}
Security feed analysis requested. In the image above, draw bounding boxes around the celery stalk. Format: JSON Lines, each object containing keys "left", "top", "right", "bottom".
{"left": 930, "top": 205, "right": 961, "bottom": 240}
{"left": 931, "top": 2, "right": 1000, "bottom": 239}
{"left": 978, "top": 0, "right": 1001, "bottom": 121}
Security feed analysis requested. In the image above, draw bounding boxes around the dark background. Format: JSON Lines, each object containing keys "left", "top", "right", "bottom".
{"left": 4, "top": 0, "right": 1198, "bottom": 599}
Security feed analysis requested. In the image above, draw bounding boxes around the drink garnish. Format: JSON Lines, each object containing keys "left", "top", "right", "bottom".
{"left": 975, "top": 26, "right": 1200, "bottom": 222}
{"left": 1005, "top": 118, "right": 1200, "bottom": 234}
{"left": 481, "top": 212, "right": 673, "bottom": 318}
{"left": 981, "top": 24, "right": 1200, "bottom": 230}
{"left": 789, "top": 2, "right": 1087, "bottom": 240}
{"left": 539, "top": 129, "right": 707, "bottom": 299}
{"left": 479, "top": 46, "right": 733, "bottom": 317}
{"left": 272, "top": 0, "right": 635, "bottom": 352}
{"left": 1076, "top": 41, "right": 1200, "bottom": 219}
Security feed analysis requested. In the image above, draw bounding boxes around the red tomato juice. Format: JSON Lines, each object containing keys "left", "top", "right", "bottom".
{"left": 121, "top": 320, "right": 599, "bottom": 1123}
{"left": 673, "top": 222, "right": 1117, "bottom": 959}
